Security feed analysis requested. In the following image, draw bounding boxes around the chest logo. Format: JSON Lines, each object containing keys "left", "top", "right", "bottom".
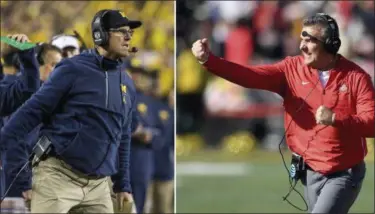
{"left": 339, "top": 84, "right": 348, "bottom": 93}
{"left": 121, "top": 84, "right": 127, "bottom": 93}
{"left": 159, "top": 110, "right": 169, "bottom": 121}
{"left": 121, "top": 84, "right": 127, "bottom": 104}
{"left": 302, "top": 81, "right": 310, "bottom": 85}
{"left": 137, "top": 103, "right": 147, "bottom": 114}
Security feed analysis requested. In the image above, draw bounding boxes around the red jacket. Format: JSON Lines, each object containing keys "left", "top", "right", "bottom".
{"left": 203, "top": 53, "right": 375, "bottom": 174}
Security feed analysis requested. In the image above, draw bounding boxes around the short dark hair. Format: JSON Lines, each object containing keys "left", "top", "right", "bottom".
{"left": 38, "top": 44, "right": 62, "bottom": 65}
{"left": 62, "top": 46, "right": 77, "bottom": 58}
{"left": 302, "top": 14, "right": 339, "bottom": 42}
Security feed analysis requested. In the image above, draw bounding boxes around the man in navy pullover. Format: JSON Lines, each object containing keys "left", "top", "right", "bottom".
{"left": 129, "top": 66, "right": 165, "bottom": 214}
{"left": 0, "top": 34, "right": 40, "bottom": 203}
{"left": 148, "top": 90, "right": 175, "bottom": 214}
{"left": 3, "top": 44, "right": 62, "bottom": 207}
{"left": 0, "top": 10, "right": 140, "bottom": 213}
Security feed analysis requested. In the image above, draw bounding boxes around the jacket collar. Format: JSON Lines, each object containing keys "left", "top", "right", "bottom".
{"left": 88, "top": 48, "right": 123, "bottom": 71}
{"left": 308, "top": 54, "right": 343, "bottom": 74}
{"left": 2, "top": 74, "right": 18, "bottom": 83}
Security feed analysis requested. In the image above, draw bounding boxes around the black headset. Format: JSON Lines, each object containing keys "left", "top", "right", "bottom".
{"left": 2, "top": 52, "right": 20, "bottom": 69}
{"left": 316, "top": 13, "right": 341, "bottom": 54}
{"left": 35, "top": 43, "right": 46, "bottom": 65}
{"left": 92, "top": 9, "right": 111, "bottom": 46}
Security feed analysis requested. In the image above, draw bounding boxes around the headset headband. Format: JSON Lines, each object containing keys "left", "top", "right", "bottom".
{"left": 316, "top": 13, "right": 339, "bottom": 40}
{"left": 316, "top": 13, "right": 341, "bottom": 54}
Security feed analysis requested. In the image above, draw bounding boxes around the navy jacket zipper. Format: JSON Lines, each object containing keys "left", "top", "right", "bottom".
{"left": 105, "top": 71, "right": 109, "bottom": 108}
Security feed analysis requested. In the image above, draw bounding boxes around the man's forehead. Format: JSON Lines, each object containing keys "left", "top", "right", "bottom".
{"left": 301, "top": 26, "right": 321, "bottom": 38}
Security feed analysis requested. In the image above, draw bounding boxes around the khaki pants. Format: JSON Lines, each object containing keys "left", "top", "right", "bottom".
{"left": 31, "top": 157, "right": 113, "bottom": 213}
{"left": 145, "top": 180, "right": 174, "bottom": 213}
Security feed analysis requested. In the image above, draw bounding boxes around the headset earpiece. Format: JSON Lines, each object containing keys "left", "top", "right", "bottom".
{"left": 35, "top": 44, "right": 46, "bottom": 66}
{"left": 317, "top": 13, "right": 341, "bottom": 54}
{"left": 92, "top": 10, "right": 110, "bottom": 46}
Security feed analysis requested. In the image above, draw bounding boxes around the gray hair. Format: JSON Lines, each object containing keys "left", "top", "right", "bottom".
{"left": 302, "top": 14, "right": 336, "bottom": 42}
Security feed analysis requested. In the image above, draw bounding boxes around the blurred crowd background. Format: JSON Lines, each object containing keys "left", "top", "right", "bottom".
{"left": 176, "top": 3, "right": 374, "bottom": 212}
{"left": 176, "top": 0, "right": 375, "bottom": 155}
{"left": 0, "top": 1, "right": 174, "bottom": 212}
{"left": 1, "top": 0, "right": 174, "bottom": 100}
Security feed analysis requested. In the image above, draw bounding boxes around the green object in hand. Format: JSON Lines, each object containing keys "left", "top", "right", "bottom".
{"left": 0, "top": 36, "right": 37, "bottom": 50}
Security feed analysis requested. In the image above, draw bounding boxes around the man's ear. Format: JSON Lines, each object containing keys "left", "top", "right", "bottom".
{"left": 39, "top": 64, "right": 46, "bottom": 73}
{"left": 46, "top": 64, "right": 53, "bottom": 71}
{"left": 97, "top": 43, "right": 110, "bottom": 52}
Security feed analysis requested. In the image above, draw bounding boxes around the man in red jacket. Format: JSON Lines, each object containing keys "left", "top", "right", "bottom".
{"left": 192, "top": 13, "right": 374, "bottom": 214}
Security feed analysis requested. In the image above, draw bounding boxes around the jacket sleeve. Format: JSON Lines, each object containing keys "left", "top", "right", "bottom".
{"left": 333, "top": 72, "right": 375, "bottom": 137}
{"left": 131, "top": 105, "right": 140, "bottom": 133}
{"left": 12, "top": 126, "right": 40, "bottom": 193}
{"left": 202, "top": 52, "right": 289, "bottom": 96}
{"left": 0, "top": 48, "right": 40, "bottom": 116}
{"left": 5, "top": 139, "right": 32, "bottom": 192}
{"left": 111, "top": 95, "right": 135, "bottom": 193}
{"left": 0, "top": 60, "right": 77, "bottom": 152}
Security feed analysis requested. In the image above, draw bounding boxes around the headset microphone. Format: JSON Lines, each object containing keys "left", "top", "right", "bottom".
{"left": 129, "top": 47, "right": 138, "bottom": 53}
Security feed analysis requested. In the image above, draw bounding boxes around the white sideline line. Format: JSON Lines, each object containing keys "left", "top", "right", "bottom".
{"left": 176, "top": 162, "right": 252, "bottom": 176}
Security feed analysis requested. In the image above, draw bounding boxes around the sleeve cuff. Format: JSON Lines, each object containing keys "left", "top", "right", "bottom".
{"left": 112, "top": 180, "right": 132, "bottom": 194}
{"left": 17, "top": 48, "right": 40, "bottom": 91}
{"left": 199, "top": 52, "right": 213, "bottom": 66}
{"left": 198, "top": 58, "right": 208, "bottom": 65}
{"left": 201, "top": 52, "right": 217, "bottom": 69}
{"left": 111, "top": 174, "right": 132, "bottom": 193}
{"left": 332, "top": 111, "right": 349, "bottom": 127}
{"left": 18, "top": 167, "right": 32, "bottom": 192}
{"left": 18, "top": 48, "right": 35, "bottom": 56}
{"left": 17, "top": 48, "right": 37, "bottom": 66}
{"left": 19, "top": 184, "right": 32, "bottom": 192}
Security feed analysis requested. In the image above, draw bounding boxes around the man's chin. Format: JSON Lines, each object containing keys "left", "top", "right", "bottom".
{"left": 118, "top": 51, "right": 130, "bottom": 58}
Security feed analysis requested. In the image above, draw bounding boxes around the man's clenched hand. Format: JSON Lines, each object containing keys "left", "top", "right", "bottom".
{"left": 315, "top": 105, "right": 335, "bottom": 126}
{"left": 191, "top": 38, "right": 210, "bottom": 64}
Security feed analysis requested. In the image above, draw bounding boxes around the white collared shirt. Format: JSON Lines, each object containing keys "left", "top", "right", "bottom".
{"left": 319, "top": 70, "right": 330, "bottom": 88}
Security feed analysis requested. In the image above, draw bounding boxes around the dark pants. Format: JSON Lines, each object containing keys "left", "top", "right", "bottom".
{"left": 301, "top": 161, "right": 366, "bottom": 213}
{"left": 0, "top": 152, "right": 6, "bottom": 199}
{"left": 130, "top": 146, "right": 153, "bottom": 214}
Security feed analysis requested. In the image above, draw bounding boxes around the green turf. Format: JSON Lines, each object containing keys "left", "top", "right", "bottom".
{"left": 176, "top": 149, "right": 374, "bottom": 213}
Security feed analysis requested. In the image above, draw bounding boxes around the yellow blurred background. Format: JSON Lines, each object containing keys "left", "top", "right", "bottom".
{"left": 0, "top": 0, "right": 174, "bottom": 97}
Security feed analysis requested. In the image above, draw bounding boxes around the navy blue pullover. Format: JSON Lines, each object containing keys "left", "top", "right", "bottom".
{"left": 0, "top": 49, "right": 40, "bottom": 116}
{"left": 132, "top": 92, "right": 165, "bottom": 149}
{"left": 0, "top": 48, "right": 40, "bottom": 197}
{"left": 2, "top": 76, "right": 42, "bottom": 197}
{"left": 153, "top": 102, "right": 174, "bottom": 181}
{"left": 0, "top": 49, "right": 135, "bottom": 193}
